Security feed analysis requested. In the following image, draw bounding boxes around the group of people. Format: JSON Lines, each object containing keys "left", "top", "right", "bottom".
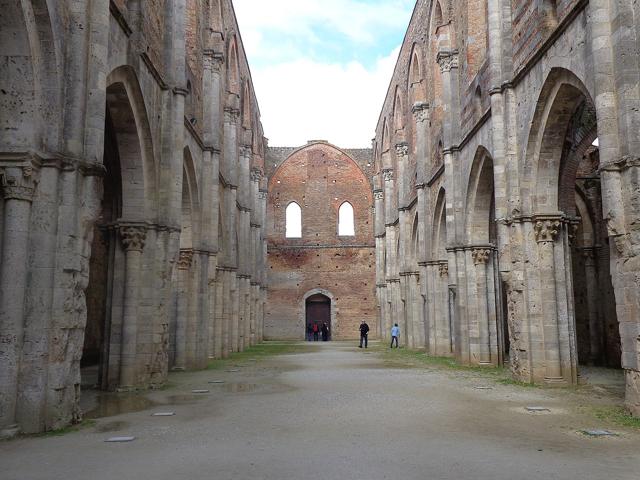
{"left": 307, "top": 322, "right": 330, "bottom": 342}
{"left": 358, "top": 321, "right": 400, "bottom": 349}
{"left": 307, "top": 320, "right": 401, "bottom": 349}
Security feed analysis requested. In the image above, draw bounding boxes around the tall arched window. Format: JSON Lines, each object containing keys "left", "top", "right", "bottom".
{"left": 285, "top": 202, "right": 302, "bottom": 238}
{"left": 338, "top": 202, "right": 355, "bottom": 236}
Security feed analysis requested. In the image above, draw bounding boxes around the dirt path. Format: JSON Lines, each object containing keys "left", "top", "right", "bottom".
{"left": 1, "top": 342, "right": 639, "bottom": 480}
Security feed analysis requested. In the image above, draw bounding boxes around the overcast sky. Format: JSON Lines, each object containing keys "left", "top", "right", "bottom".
{"left": 233, "top": 0, "right": 415, "bottom": 148}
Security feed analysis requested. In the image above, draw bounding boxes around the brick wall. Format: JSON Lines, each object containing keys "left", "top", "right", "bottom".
{"left": 265, "top": 142, "right": 376, "bottom": 340}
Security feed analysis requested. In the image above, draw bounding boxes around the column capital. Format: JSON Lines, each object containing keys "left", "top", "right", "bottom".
{"left": 534, "top": 219, "right": 561, "bottom": 243}
{"left": 412, "top": 101, "right": 430, "bottom": 123}
{"left": 382, "top": 168, "right": 394, "bottom": 182}
{"left": 472, "top": 248, "right": 492, "bottom": 265}
{"left": 119, "top": 224, "right": 147, "bottom": 252}
{"left": 439, "top": 262, "right": 449, "bottom": 277}
{"left": 373, "top": 189, "right": 384, "bottom": 201}
{"left": 395, "top": 142, "right": 409, "bottom": 157}
{"left": 437, "top": 50, "right": 459, "bottom": 73}
{"left": 251, "top": 168, "right": 263, "bottom": 182}
{"left": 224, "top": 107, "right": 240, "bottom": 124}
{"left": 177, "top": 249, "right": 194, "bottom": 270}
{"left": 240, "top": 144, "right": 253, "bottom": 158}
{"left": 0, "top": 166, "right": 38, "bottom": 201}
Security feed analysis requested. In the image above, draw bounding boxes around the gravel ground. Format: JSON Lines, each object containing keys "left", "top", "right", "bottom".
{"left": 1, "top": 342, "right": 639, "bottom": 480}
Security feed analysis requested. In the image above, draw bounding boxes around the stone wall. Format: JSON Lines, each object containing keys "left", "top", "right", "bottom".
{"left": 265, "top": 142, "right": 376, "bottom": 340}
{"left": 374, "top": 0, "right": 640, "bottom": 416}
{"left": 0, "top": 0, "right": 268, "bottom": 436}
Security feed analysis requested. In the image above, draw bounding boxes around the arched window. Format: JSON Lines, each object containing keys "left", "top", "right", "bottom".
{"left": 338, "top": 202, "right": 355, "bottom": 236}
{"left": 285, "top": 202, "right": 302, "bottom": 238}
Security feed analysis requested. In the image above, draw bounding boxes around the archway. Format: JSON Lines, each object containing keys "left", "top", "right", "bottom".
{"left": 523, "top": 68, "right": 621, "bottom": 383}
{"left": 305, "top": 293, "right": 331, "bottom": 341}
{"left": 83, "top": 70, "right": 153, "bottom": 391}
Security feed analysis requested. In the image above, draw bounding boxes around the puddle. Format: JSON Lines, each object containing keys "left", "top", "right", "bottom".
{"left": 224, "top": 383, "right": 258, "bottom": 393}
{"left": 165, "top": 395, "right": 201, "bottom": 405}
{"left": 84, "top": 394, "right": 158, "bottom": 419}
{"left": 94, "top": 420, "right": 130, "bottom": 433}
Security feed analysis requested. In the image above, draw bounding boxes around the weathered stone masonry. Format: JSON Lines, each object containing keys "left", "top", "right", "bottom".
{"left": 374, "top": 0, "right": 640, "bottom": 415}
{"left": 0, "top": 0, "right": 268, "bottom": 435}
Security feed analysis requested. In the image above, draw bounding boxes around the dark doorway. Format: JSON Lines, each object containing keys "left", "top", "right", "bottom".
{"left": 306, "top": 294, "right": 331, "bottom": 341}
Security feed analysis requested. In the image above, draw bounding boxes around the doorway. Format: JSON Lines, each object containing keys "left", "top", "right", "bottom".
{"left": 306, "top": 294, "right": 331, "bottom": 341}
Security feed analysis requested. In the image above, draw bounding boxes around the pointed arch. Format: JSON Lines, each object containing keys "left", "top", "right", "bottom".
{"left": 181, "top": 146, "right": 201, "bottom": 249}
{"left": 227, "top": 36, "right": 240, "bottom": 95}
{"left": 242, "top": 80, "right": 252, "bottom": 129}
{"left": 432, "top": 188, "right": 447, "bottom": 259}
{"left": 465, "top": 147, "right": 495, "bottom": 244}
{"left": 338, "top": 202, "right": 355, "bottom": 236}
{"left": 393, "top": 88, "right": 405, "bottom": 133}
{"left": 408, "top": 45, "right": 426, "bottom": 105}
{"left": 285, "top": 202, "right": 302, "bottom": 238}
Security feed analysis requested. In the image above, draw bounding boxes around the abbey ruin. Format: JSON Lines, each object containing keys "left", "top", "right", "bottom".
{"left": 373, "top": 0, "right": 640, "bottom": 416}
{"left": 1, "top": 0, "right": 640, "bottom": 441}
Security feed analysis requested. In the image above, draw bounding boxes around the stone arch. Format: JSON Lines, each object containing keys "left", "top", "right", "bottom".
{"left": 408, "top": 44, "right": 426, "bottom": 105}
{"left": 105, "top": 65, "right": 158, "bottom": 221}
{"left": 0, "top": 0, "right": 62, "bottom": 150}
{"left": 181, "top": 147, "right": 201, "bottom": 250}
{"left": 209, "top": 0, "right": 224, "bottom": 34}
{"left": 242, "top": 80, "right": 252, "bottom": 129}
{"left": 465, "top": 147, "right": 496, "bottom": 244}
{"left": 393, "top": 88, "right": 405, "bottom": 136}
{"left": 432, "top": 188, "right": 447, "bottom": 259}
{"left": 524, "top": 67, "right": 594, "bottom": 214}
{"left": 301, "top": 288, "right": 336, "bottom": 340}
{"left": 227, "top": 36, "right": 240, "bottom": 95}
{"left": 411, "top": 211, "right": 420, "bottom": 261}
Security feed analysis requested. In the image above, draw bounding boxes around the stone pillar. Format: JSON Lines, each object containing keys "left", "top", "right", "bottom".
{"left": 383, "top": 169, "right": 395, "bottom": 223}
{"left": 581, "top": 247, "right": 602, "bottom": 365}
{"left": 118, "top": 224, "right": 147, "bottom": 389}
{"left": 174, "top": 249, "right": 193, "bottom": 370}
{"left": 534, "top": 219, "right": 565, "bottom": 384}
{"left": 208, "top": 254, "right": 218, "bottom": 358}
{"left": 395, "top": 143, "right": 409, "bottom": 207}
{"left": 0, "top": 166, "right": 37, "bottom": 436}
{"left": 472, "top": 248, "right": 492, "bottom": 364}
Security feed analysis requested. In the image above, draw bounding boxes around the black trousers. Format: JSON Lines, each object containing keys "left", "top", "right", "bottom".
{"left": 390, "top": 336, "right": 398, "bottom": 348}
{"left": 359, "top": 333, "right": 368, "bottom": 348}
{"left": 313, "top": 332, "right": 319, "bottom": 341}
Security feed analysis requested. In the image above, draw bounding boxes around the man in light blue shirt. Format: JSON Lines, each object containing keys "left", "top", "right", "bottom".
{"left": 390, "top": 323, "right": 399, "bottom": 348}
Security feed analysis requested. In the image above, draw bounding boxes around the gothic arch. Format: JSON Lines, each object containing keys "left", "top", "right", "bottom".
{"left": 432, "top": 188, "right": 447, "bottom": 259}
{"left": 465, "top": 147, "right": 496, "bottom": 244}
{"left": 524, "top": 67, "right": 594, "bottom": 214}
{"left": 105, "top": 65, "right": 158, "bottom": 221}
{"left": 227, "top": 35, "right": 240, "bottom": 95}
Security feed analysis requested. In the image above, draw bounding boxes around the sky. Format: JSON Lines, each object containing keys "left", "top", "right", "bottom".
{"left": 233, "top": 0, "right": 415, "bottom": 148}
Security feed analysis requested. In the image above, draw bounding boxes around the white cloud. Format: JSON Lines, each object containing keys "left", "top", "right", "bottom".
{"left": 253, "top": 48, "right": 400, "bottom": 148}
{"left": 232, "top": 0, "right": 412, "bottom": 147}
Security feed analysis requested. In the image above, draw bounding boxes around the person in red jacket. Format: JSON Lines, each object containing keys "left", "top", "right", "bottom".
{"left": 312, "top": 322, "right": 319, "bottom": 341}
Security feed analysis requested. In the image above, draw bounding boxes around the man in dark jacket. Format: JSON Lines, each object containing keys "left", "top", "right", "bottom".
{"left": 359, "top": 320, "right": 370, "bottom": 348}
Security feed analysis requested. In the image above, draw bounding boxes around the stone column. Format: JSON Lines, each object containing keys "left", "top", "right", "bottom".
{"left": 208, "top": 254, "right": 218, "bottom": 358}
{"left": 472, "top": 248, "right": 492, "bottom": 365}
{"left": 118, "top": 224, "right": 147, "bottom": 389}
{"left": 0, "top": 166, "right": 37, "bottom": 436}
{"left": 174, "top": 249, "right": 193, "bottom": 370}
{"left": 534, "top": 219, "right": 565, "bottom": 384}
{"left": 383, "top": 169, "right": 395, "bottom": 223}
{"left": 581, "top": 247, "right": 602, "bottom": 365}
{"left": 395, "top": 143, "right": 409, "bottom": 207}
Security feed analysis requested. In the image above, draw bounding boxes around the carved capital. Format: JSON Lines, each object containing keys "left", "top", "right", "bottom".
{"left": 240, "top": 145, "right": 253, "bottom": 158}
{"left": 178, "top": 249, "right": 194, "bottom": 270}
{"left": 395, "top": 142, "right": 409, "bottom": 157}
{"left": 119, "top": 225, "right": 147, "bottom": 252}
{"left": 472, "top": 248, "right": 491, "bottom": 265}
{"left": 439, "top": 262, "right": 449, "bottom": 277}
{"left": 373, "top": 189, "right": 384, "bottom": 201}
{"left": 258, "top": 190, "right": 268, "bottom": 200}
{"left": 382, "top": 168, "right": 394, "bottom": 182}
{"left": 534, "top": 220, "right": 561, "bottom": 243}
{"left": 251, "top": 168, "right": 263, "bottom": 182}
{"left": 0, "top": 166, "right": 38, "bottom": 201}
{"left": 437, "top": 51, "right": 459, "bottom": 73}
{"left": 224, "top": 107, "right": 240, "bottom": 124}
{"left": 412, "top": 102, "right": 430, "bottom": 123}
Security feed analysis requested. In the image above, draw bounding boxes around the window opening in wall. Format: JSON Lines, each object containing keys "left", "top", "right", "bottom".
{"left": 338, "top": 202, "right": 355, "bottom": 236}
{"left": 285, "top": 202, "right": 302, "bottom": 238}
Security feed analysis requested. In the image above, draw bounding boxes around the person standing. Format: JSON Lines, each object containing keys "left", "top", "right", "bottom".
{"left": 307, "top": 324, "right": 313, "bottom": 342}
{"left": 321, "top": 322, "right": 329, "bottom": 342}
{"left": 312, "top": 322, "right": 319, "bottom": 341}
{"left": 390, "top": 323, "right": 400, "bottom": 348}
{"left": 359, "top": 320, "right": 370, "bottom": 348}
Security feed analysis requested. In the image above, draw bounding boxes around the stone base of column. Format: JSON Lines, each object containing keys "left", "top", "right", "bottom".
{"left": 625, "top": 369, "right": 640, "bottom": 417}
{"left": 544, "top": 376, "right": 568, "bottom": 386}
{"left": 171, "top": 366, "right": 186, "bottom": 372}
{"left": 0, "top": 424, "right": 20, "bottom": 440}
